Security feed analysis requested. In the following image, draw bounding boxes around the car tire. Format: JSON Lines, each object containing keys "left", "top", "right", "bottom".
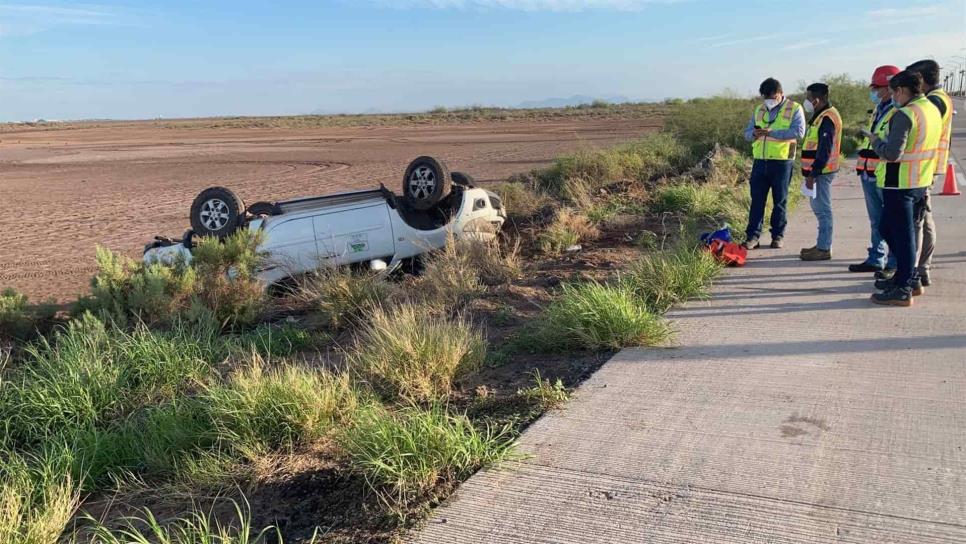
{"left": 247, "top": 201, "right": 281, "bottom": 217}
{"left": 402, "top": 156, "right": 451, "bottom": 211}
{"left": 190, "top": 187, "right": 244, "bottom": 238}
{"left": 451, "top": 171, "right": 475, "bottom": 187}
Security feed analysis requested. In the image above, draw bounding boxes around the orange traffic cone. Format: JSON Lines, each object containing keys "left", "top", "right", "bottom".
{"left": 938, "top": 163, "right": 961, "bottom": 196}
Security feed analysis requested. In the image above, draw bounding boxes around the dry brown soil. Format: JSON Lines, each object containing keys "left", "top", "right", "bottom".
{"left": 0, "top": 117, "right": 658, "bottom": 301}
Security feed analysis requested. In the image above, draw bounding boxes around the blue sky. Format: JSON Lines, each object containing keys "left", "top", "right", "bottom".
{"left": 1, "top": 0, "right": 964, "bottom": 121}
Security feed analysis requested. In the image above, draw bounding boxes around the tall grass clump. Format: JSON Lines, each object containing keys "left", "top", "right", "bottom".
{"left": 492, "top": 182, "right": 552, "bottom": 222}
{"left": 539, "top": 282, "right": 672, "bottom": 350}
{"left": 457, "top": 239, "right": 521, "bottom": 286}
{"left": 0, "top": 446, "right": 79, "bottom": 544}
{"left": 537, "top": 209, "right": 599, "bottom": 255}
{"left": 651, "top": 182, "right": 746, "bottom": 230}
{"left": 338, "top": 405, "right": 516, "bottom": 506}
{"left": 349, "top": 304, "right": 485, "bottom": 403}
{"left": 80, "top": 229, "right": 267, "bottom": 329}
{"left": 0, "top": 288, "right": 56, "bottom": 341}
{"left": 206, "top": 362, "right": 361, "bottom": 455}
{"left": 299, "top": 267, "right": 398, "bottom": 330}
{"left": 84, "top": 499, "right": 283, "bottom": 544}
{"left": 624, "top": 246, "right": 722, "bottom": 313}
{"left": 414, "top": 237, "right": 484, "bottom": 309}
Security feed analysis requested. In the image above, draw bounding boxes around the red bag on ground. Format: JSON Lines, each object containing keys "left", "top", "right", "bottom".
{"left": 706, "top": 239, "right": 747, "bottom": 267}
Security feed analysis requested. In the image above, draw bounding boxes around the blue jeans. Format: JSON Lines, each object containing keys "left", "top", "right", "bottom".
{"left": 879, "top": 188, "right": 927, "bottom": 290}
{"left": 746, "top": 159, "right": 793, "bottom": 241}
{"left": 809, "top": 173, "right": 834, "bottom": 250}
{"left": 860, "top": 174, "right": 892, "bottom": 268}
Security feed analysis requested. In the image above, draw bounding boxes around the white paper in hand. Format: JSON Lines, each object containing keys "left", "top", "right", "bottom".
{"left": 800, "top": 179, "right": 816, "bottom": 199}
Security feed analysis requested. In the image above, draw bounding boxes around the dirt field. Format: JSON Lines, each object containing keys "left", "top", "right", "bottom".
{"left": 0, "top": 116, "right": 659, "bottom": 301}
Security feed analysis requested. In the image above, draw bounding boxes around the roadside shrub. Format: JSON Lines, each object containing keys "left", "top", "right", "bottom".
{"left": 300, "top": 267, "right": 398, "bottom": 330}
{"left": 538, "top": 209, "right": 599, "bottom": 255}
{"left": 518, "top": 371, "right": 570, "bottom": 410}
{"left": 80, "top": 229, "right": 267, "bottom": 330}
{"left": 624, "top": 246, "right": 722, "bottom": 313}
{"left": 0, "top": 288, "right": 56, "bottom": 341}
{"left": 665, "top": 95, "right": 756, "bottom": 156}
{"left": 207, "top": 362, "right": 360, "bottom": 455}
{"left": 540, "top": 282, "right": 672, "bottom": 350}
{"left": 338, "top": 404, "right": 516, "bottom": 505}
{"left": 535, "top": 134, "right": 691, "bottom": 199}
{"left": 349, "top": 304, "right": 485, "bottom": 403}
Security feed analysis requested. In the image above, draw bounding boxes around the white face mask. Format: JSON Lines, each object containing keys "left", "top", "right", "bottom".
{"left": 803, "top": 100, "right": 815, "bottom": 114}
{"left": 764, "top": 98, "right": 781, "bottom": 110}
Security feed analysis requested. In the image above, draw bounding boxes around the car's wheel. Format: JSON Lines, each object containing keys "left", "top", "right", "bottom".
{"left": 190, "top": 187, "right": 243, "bottom": 238}
{"left": 402, "top": 156, "right": 451, "bottom": 211}
{"left": 451, "top": 171, "right": 475, "bottom": 187}
{"left": 247, "top": 201, "right": 281, "bottom": 217}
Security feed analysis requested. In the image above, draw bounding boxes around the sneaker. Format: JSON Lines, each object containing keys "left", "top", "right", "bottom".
{"left": 874, "top": 269, "right": 896, "bottom": 281}
{"left": 920, "top": 270, "right": 931, "bottom": 287}
{"left": 871, "top": 287, "right": 913, "bottom": 307}
{"left": 742, "top": 238, "right": 760, "bottom": 250}
{"left": 801, "top": 247, "right": 831, "bottom": 261}
{"left": 848, "top": 262, "right": 883, "bottom": 273}
{"left": 770, "top": 237, "right": 784, "bottom": 249}
{"left": 875, "top": 277, "right": 924, "bottom": 296}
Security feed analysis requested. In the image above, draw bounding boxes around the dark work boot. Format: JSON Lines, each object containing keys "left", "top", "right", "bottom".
{"left": 875, "top": 277, "right": 924, "bottom": 296}
{"left": 920, "top": 269, "right": 931, "bottom": 287}
{"left": 848, "top": 262, "right": 883, "bottom": 273}
{"left": 871, "top": 287, "right": 913, "bottom": 307}
{"left": 874, "top": 268, "right": 896, "bottom": 281}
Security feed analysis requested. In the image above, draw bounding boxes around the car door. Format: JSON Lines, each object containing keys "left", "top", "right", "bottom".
{"left": 259, "top": 217, "right": 319, "bottom": 282}
{"left": 314, "top": 203, "right": 395, "bottom": 267}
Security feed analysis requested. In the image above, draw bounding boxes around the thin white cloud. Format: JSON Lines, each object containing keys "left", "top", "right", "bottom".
{"left": 0, "top": 3, "right": 123, "bottom": 37}
{"left": 372, "top": 0, "right": 690, "bottom": 11}
{"left": 782, "top": 39, "right": 830, "bottom": 51}
{"left": 866, "top": 4, "right": 946, "bottom": 19}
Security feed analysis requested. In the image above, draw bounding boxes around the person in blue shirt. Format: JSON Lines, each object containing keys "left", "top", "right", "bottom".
{"left": 742, "top": 78, "right": 807, "bottom": 250}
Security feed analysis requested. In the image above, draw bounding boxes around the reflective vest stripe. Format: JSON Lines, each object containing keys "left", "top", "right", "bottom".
{"left": 801, "top": 106, "right": 843, "bottom": 175}
{"left": 875, "top": 96, "right": 942, "bottom": 189}
{"left": 928, "top": 88, "right": 953, "bottom": 170}
{"left": 751, "top": 100, "right": 801, "bottom": 160}
{"left": 857, "top": 105, "right": 895, "bottom": 174}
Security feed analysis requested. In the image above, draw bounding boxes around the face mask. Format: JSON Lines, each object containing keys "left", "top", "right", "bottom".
{"left": 870, "top": 90, "right": 880, "bottom": 104}
{"left": 803, "top": 100, "right": 815, "bottom": 114}
{"left": 764, "top": 98, "right": 781, "bottom": 110}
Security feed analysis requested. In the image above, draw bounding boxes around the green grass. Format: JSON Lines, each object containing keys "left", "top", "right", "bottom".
{"left": 349, "top": 304, "right": 485, "bottom": 403}
{"left": 206, "top": 363, "right": 361, "bottom": 456}
{"left": 539, "top": 282, "right": 673, "bottom": 351}
{"left": 623, "top": 245, "right": 723, "bottom": 313}
{"left": 537, "top": 209, "right": 599, "bottom": 255}
{"left": 338, "top": 404, "right": 517, "bottom": 506}
{"left": 83, "top": 498, "right": 285, "bottom": 544}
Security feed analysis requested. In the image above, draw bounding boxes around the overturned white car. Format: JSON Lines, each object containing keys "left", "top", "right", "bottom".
{"left": 144, "top": 156, "right": 506, "bottom": 285}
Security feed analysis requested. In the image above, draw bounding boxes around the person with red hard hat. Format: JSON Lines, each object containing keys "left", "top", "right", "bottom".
{"left": 849, "top": 65, "right": 900, "bottom": 274}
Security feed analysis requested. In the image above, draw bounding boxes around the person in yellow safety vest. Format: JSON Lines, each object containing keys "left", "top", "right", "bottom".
{"left": 903, "top": 59, "right": 954, "bottom": 288}
{"left": 868, "top": 70, "right": 942, "bottom": 307}
{"left": 799, "top": 83, "right": 842, "bottom": 262}
{"left": 741, "top": 77, "right": 806, "bottom": 250}
{"left": 849, "top": 65, "right": 900, "bottom": 274}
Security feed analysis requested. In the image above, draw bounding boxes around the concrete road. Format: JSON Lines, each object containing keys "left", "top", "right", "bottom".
{"left": 410, "top": 102, "right": 966, "bottom": 543}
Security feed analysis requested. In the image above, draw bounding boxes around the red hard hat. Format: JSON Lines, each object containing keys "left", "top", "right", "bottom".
{"left": 870, "top": 65, "right": 900, "bottom": 87}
